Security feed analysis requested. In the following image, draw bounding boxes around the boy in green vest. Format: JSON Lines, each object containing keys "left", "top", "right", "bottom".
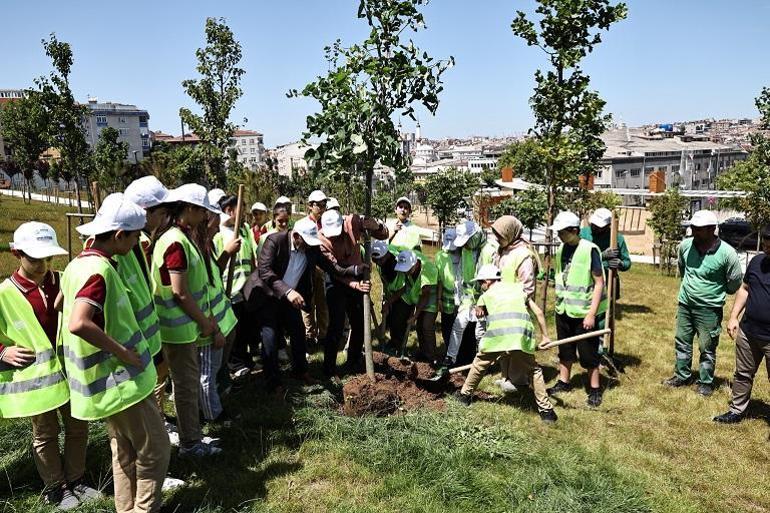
{"left": 434, "top": 228, "right": 460, "bottom": 347}
{"left": 546, "top": 211, "right": 606, "bottom": 408}
{"left": 1, "top": 222, "right": 100, "bottom": 509}
{"left": 64, "top": 193, "right": 169, "bottom": 513}
{"left": 455, "top": 264, "right": 556, "bottom": 423}
{"left": 389, "top": 196, "right": 422, "bottom": 252}
{"left": 393, "top": 250, "right": 439, "bottom": 363}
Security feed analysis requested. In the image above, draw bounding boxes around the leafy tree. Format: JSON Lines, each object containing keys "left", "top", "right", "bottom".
{"left": 180, "top": 17, "right": 245, "bottom": 187}
{"left": 480, "top": 167, "right": 500, "bottom": 188}
{"left": 497, "top": 138, "right": 550, "bottom": 183}
{"left": 717, "top": 86, "right": 770, "bottom": 246}
{"left": 35, "top": 34, "right": 92, "bottom": 213}
{"left": 0, "top": 93, "right": 50, "bottom": 202}
{"left": 648, "top": 188, "right": 688, "bottom": 275}
{"left": 291, "top": 0, "right": 452, "bottom": 377}
{"left": 568, "top": 188, "right": 621, "bottom": 218}
{"left": 511, "top": 0, "right": 627, "bottom": 306}
{"left": 424, "top": 167, "right": 478, "bottom": 233}
{"left": 141, "top": 144, "right": 207, "bottom": 188}
{"left": 93, "top": 127, "right": 130, "bottom": 193}
{"left": 0, "top": 160, "right": 21, "bottom": 195}
{"left": 489, "top": 187, "right": 549, "bottom": 240}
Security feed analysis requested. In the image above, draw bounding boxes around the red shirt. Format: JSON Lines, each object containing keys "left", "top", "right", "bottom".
{"left": 2, "top": 270, "right": 61, "bottom": 350}
{"left": 74, "top": 248, "right": 118, "bottom": 331}
{"left": 157, "top": 225, "right": 193, "bottom": 286}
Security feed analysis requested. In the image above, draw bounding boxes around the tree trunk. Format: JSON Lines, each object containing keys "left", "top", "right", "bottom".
{"left": 540, "top": 183, "right": 556, "bottom": 312}
{"left": 362, "top": 162, "right": 375, "bottom": 380}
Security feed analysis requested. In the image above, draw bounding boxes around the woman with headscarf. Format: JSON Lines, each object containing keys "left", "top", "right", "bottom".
{"left": 490, "top": 215, "right": 542, "bottom": 393}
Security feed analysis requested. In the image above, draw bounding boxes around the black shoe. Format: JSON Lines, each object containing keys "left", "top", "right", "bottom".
{"left": 587, "top": 388, "right": 603, "bottom": 408}
{"left": 713, "top": 411, "right": 743, "bottom": 424}
{"left": 697, "top": 383, "right": 714, "bottom": 397}
{"left": 454, "top": 391, "right": 472, "bottom": 407}
{"left": 546, "top": 380, "right": 572, "bottom": 396}
{"left": 662, "top": 375, "right": 693, "bottom": 387}
{"left": 539, "top": 409, "right": 558, "bottom": 424}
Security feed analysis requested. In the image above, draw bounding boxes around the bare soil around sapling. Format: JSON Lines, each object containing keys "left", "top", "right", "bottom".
{"left": 341, "top": 351, "right": 492, "bottom": 416}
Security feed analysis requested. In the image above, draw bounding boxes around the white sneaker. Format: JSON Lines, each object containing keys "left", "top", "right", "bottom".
{"left": 164, "top": 421, "right": 178, "bottom": 433}
{"left": 162, "top": 477, "right": 185, "bottom": 492}
{"left": 499, "top": 380, "right": 519, "bottom": 393}
{"left": 202, "top": 436, "right": 221, "bottom": 446}
{"left": 168, "top": 431, "right": 180, "bottom": 447}
{"left": 233, "top": 367, "right": 250, "bottom": 379}
{"left": 278, "top": 349, "right": 290, "bottom": 363}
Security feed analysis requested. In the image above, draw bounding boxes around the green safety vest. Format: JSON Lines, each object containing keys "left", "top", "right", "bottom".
{"left": 151, "top": 227, "right": 210, "bottom": 344}
{"left": 500, "top": 245, "right": 539, "bottom": 285}
{"left": 0, "top": 278, "right": 70, "bottom": 419}
{"left": 60, "top": 255, "right": 157, "bottom": 421}
{"left": 213, "top": 225, "right": 255, "bottom": 299}
{"left": 458, "top": 246, "right": 481, "bottom": 310}
{"left": 376, "top": 246, "right": 406, "bottom": 299}
{"left": 401, "top": 254, "right": 438, "bottom": 312}
{"left": 479, "top": 239, "right": 498, "bottom": 266}
{"left": 114, "top": 246, "right": 162, "bottom": 356}
{"left": 478, "top": 281, "right": 535, "bottom": 354}
{"left": 434, "top": 250, "right": 458, "bottom": 314}
{"left": 206, "top": 256, "right": 237, "bottom": 340}
{"left": 554, "top": 239, "right": 607, "bottom": 318}
{"left": 391, "top": 222, "right": 423, "bottom": 252}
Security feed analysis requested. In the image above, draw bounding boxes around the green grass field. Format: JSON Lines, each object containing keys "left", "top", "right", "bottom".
{"left": 1, "top": 195, "right": 769, "bottom": 512}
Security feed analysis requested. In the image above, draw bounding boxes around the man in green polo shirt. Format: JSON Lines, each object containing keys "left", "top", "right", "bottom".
{"left": 663, "top": 210, "right": 743, "bottom": 396}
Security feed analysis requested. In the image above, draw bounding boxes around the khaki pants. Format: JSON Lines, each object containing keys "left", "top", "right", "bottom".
{"left": 163, "top": 342, "right": 202, "bottom": 447}
{"left": 30, "top": 402, "right": 88, "bottom": 487}
{"left": 106, "top": 397, "right": 170, "bottom": 513}
{"left": 461, "top": 351, "right": 553, "bottom": 412}
{"left": 302, "top": 269, "right": 329, "bottom": 340}
{"left": 152, "top": 358, "right": 170, "bottom": 420}
{"left": 729, "top": 327, "right": 770, "bottom": 415}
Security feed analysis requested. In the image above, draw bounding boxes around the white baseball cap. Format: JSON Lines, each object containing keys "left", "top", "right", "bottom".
{"left": 274, "top": 196, "right": 291, "bottom": 207}
{"left": 549, "top": 211, "right": 581, "bottom": 232}
{"left": 10, "top": 222, "right": 68, "bottom": 259}
{"left": 394, "top": 250, "right": 418, "bottom": 273}
{"left": 442, "top": 228, "right": 457, "bottom": 251}
{"left": 124, "top": 176, "right": 169, "bottom": 209}
{"left": 293, "top": 217, "right": 322, "bottom": 246}
{"left": 454, "top": 221, "right": 479, "bottom": 248}
{"left": 327, "top": 197, "right": 340, "bottom": 210}
{"left": 475, "top": 263, "right": 501, "bottom": 282}
{"left": 168, "top": 184, "right": 222, "bottom": 214}
{"left": 308, "top": 190, "right": 327, "bottom": 203}
{"left": 251, "top": 202, "right": 268, "bottom": 213}
{"left": 207, "top": 188, "right": 227, "bottom": 208}
{"left": 321, "top": 210, "right": 344, "bottom": 237}
{"left": 589, "top": 208, "right": 613, "bottom": 228}
{"left": 690, "top": 210, "right": 719, "bottom": 227}
{"left": 77, "top": 193, "right": 147, "bottom": 237}
{"left": 371, "top": 240, "right": 389, "bottom": 259}
{"left": 395, "top": 196, "right": 412, "bottom": 209}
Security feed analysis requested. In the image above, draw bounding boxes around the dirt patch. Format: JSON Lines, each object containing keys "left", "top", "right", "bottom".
{"left": 341, "top": 352, "right": 495, "bottom": 416}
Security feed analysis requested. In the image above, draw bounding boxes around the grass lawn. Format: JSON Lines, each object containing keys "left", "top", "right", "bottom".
{"left": 1, "top": 195, "right": 769, "bottom": 512}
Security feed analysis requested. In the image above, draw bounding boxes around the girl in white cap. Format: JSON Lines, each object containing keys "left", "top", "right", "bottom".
{"left": 0, "top": 222, "right": 99, "bottom": 510}
{"left": 149, "top": 184, "right": 225, "bottom": 458}
{"left": 61, "top": 194, "right": 169, "bottom": 513}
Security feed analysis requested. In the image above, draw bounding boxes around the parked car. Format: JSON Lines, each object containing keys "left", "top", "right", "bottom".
{"left": 719, "top": 217, "right": 758, "bottom": 249}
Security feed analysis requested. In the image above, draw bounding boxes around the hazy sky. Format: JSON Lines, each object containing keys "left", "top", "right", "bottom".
{"left": 2, "top": 0, "right": 769, "bottom": 147}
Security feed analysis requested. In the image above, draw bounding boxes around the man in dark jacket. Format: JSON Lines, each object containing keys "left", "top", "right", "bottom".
{"left": 245, "top": 218, "right": 358, "bottom": 391}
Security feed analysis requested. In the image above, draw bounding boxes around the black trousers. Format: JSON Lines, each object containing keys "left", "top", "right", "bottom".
{"left": 440, "top": 311, "right": 457, "bottom": 355}
{"left": 324, "top": 283, "right": 365, "bottom": 375}
{"left": 258, "top": 297, "right": 308, "bottom": 389}
{"left": 389, "top": 299, "right": 415, "bottom": 352}
{"left": 229, "top": 301, "right": 257, "bottom": 370}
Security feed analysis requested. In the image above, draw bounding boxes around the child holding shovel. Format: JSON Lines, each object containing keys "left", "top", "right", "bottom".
{"left": 455, "top": 264, "right": 556, "bottom": 423}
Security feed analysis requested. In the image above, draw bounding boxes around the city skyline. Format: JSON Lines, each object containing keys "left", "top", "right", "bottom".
{"left": 2, "top": 0, "right": 769, "bottom": 147}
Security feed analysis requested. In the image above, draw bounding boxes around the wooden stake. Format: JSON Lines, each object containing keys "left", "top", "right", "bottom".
{"left": 225, "top": 185, "right": 245, "bottom": 296}
{"left": 90, "top": 181, "right": 102, "bottom": 211}
{"left": 603, "top": 214, "right": 618, "bottom": 355}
